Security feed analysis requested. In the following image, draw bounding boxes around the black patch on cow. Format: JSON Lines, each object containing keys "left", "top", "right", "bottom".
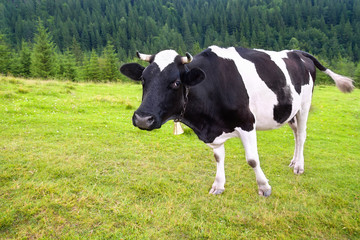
{"left": 236, "top": 48, "right": 293, "bottom": 124}
{"left": 214, "top": 153, "right": 220, "bottom": 163}
{"left": 284, "top": 52, "right": 311, "bottom": 94}
{"left": 295, "top": 50, "right": 326, "bottom": 71}
{"left": 182, "top": 49, "right": 255, "bottom": 143}
{"left": 297, "top": 52, "right": 317, "bottom": 87}
{"left": 289, "top": 117, "right": 295, "bottom": 124}
{"left": 247, "top": 159, "right": 257, "bottom": 168}
{"left": 272, "top": 84, "right": 293, "bottom": 123}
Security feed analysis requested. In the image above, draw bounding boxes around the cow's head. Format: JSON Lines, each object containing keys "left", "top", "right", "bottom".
{"left": 120, "top": 50, "right": 205, "bottom": 130}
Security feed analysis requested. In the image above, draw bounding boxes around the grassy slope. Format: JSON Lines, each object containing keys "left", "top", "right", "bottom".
{"left": 0, "top": 76, "right": 359, "bottom": 239}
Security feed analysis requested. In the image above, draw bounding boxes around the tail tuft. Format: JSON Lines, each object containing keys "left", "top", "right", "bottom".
{"left": 324, "top": 69, "right": 355, "bottom": 93}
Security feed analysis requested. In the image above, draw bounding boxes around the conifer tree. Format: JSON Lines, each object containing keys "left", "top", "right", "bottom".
{"left": 191, "top": 42, "right": 202, "bottom": 55}
{"left": 10, "top": 52, "right": 22, "bottom": 77}
{"left": 31, "top": 20, "right": 56, "bottom": 79}
{"left": 102, "top": 41, "right": 118, "bottom": 82}
{"left": 0, "top": 34, "right": 11, "bottom": 75}
{"left": 19, "top": 40, "right": 31, "bottom": 77}
{"left": 62, "top": 50, "right": 77, "bottom": 81}
{"left": 85, "top": 50, "right": 101, "bottom": 81}
{"left": 288, "top": 37, "right": 300, "bottom": 50}
{"left": 354, "top": 62, "right": 360, "bottom": 87}
{"left": 70, "top": 37, "right": 84, "bottom": 65}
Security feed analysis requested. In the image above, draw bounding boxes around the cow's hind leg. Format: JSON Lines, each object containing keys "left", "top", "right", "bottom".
{"left": 209, "top": 144, "right": 226, "bottom": 195}
{"left": 288, "top": 118, "right": 298, "bottom": 168}
{"left": 237, "top": 128, "right": 272, "bottom": 197}
{"left": 290, "top": 104, "right": 311, "bottom": 175}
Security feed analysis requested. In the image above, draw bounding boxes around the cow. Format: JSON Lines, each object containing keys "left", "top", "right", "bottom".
{"left": 120, "top": 46, "right": 354, "bottom": 197}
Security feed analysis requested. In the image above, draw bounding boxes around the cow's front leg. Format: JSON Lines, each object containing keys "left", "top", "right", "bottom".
{"left": 209, "top": 144, "right": 226, "bottom": 195}
{"left": 237, "top": 128, "right": 272, "bottom": 197}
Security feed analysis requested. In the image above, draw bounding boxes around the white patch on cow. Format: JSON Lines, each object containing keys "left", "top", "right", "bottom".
{"left": 300, "top": 74, "right": 314, "bottom": 110}
{"left": 209, "top": 46, "right": 280, "bottom": 130}
{"left": 153, "top": 50, "right": 179, "bottom": 71}
{"left": 207, "top": 130, "right": 239, "bottom": 149}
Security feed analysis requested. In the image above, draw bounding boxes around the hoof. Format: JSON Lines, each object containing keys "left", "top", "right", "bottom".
{"left": 289, "top": 159, "right": 304, "bottom": 174}
{"left": 259, "top": 188, "right": 272, "bottom": 197}
{"left": 293, "top": 167, "right": 304, "bottom": 175}
{"left": 209, "top": 187, "right": 225, "bottom": 195}
{"left": 293, "top": 162, "right": 304, "bottom": 174}
{"left": 289, "top": 159, "right": 296, "bottom": 168}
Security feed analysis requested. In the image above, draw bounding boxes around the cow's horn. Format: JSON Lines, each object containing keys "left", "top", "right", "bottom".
{"left": 136, "top": 51, "right": 152, "bottom": 62}
{"left": 181, "top": 52, "right": 193, "bottom": 64}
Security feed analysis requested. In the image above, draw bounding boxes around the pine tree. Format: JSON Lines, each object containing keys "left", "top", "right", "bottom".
{"left": 0, "top": 34, "right": 11, "bottom": 75}
{"left": 19, "top": 40, "right": 31, "bottom": 77}
{"left": 70, "top": 37, "right": 83, "bottom": 65}
{"left": 181, "top": 17, "right": 194, "bottom": 50}
{"left": 31, "top": 20, "right": 56, "bottom": 79}
{"left": 354, "top": 62, "right": 360, "bottom": 87}
{"left": 85, "top": 50, "right": 101, "bottom": 82}
{"left": 102, "top": 41, "right": 118, "bottom": 82}
{"left": 191, "top": 41, "right": 202, "bottom": 55}
{"left": 10, "top": 51, "right": 22, "bottom": 77}
{"left": 288, "top": 37, "right": 300, "bottom": 50}
{"left": 62, "top": 50, "right": 77, "bottom": 81}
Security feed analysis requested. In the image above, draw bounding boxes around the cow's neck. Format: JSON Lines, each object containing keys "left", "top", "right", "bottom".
{"left": 179, "top": 52, "right": 255, "bottom": 143}
{"left": 181, "top": 86, "right": 227, "bottom": 143}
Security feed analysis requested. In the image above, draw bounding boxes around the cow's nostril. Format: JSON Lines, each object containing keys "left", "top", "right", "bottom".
{"left": 147, "top": 116, "right": 154, "bottom": 124}
{"left": 134, "top": 113, "right": 155, "bottom": 129}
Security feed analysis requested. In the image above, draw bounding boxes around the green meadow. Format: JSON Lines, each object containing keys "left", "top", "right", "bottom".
{"left": 0, "top": 76, "right": 359, "bottom": 239}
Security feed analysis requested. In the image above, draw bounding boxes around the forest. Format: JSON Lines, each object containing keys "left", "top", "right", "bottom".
{"left": 0, "top": 0, "right": 360, "bottom": 84}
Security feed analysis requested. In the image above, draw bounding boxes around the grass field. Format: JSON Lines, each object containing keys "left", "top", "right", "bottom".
{"left": 0, "top": 76, "right": 359, "bottom": 239}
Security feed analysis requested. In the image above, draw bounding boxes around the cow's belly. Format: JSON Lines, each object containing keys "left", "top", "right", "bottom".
{"left": 252, "top": 103, "right": 298, "bottom": 131}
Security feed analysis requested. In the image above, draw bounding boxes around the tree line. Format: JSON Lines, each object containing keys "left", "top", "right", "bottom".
{"left": 0, "top": 0, "right": 360, "bottom": 84}
{"left": 0, "top": 20, "right": 120, "bottom": 82}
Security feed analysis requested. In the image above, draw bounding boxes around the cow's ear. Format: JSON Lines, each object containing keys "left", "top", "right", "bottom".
{"left": 183, "top": 67, "right": 205, "bottom": 86}
{"left": 120, "top": 63, "right": 145, "bottom": 81}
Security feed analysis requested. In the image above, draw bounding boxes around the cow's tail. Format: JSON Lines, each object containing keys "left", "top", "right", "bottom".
{"left": 297, "top": 51, "right": 355, "bottom": 93}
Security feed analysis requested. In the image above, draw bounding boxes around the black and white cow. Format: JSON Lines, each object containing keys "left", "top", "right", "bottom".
{"left": 120, "top": 46, "right": 354, "bottom": 197}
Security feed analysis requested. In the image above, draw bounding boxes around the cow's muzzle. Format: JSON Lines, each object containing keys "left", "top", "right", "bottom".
{"left": 132, "top": 112, "right": 157, "bottom": 130}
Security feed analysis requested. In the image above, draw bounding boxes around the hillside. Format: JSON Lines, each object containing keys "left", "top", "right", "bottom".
{"left": 1, "top": 0, "right": 360, "bottom": 60}
{"left": 0, "top": 0, "right": 360, "bottom": 83}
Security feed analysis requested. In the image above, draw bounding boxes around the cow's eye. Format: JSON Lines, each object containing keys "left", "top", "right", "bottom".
{"left": 171, "top": 80, "right": 181, "bottom": 89}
